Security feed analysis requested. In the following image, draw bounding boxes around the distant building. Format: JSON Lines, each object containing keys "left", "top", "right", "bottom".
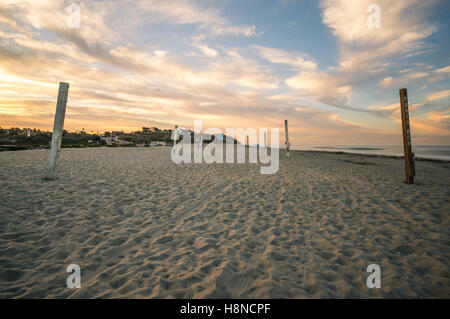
{"left": 117, "top": 139, "right": 132, "bottom": 145}
{"left": 142, "top": 127, "right": 159, "bottom": 132}
{"left": 150, "top": 141, "right": 166, "bottom": 146}
{"left": 100, "top": 136, "right": 117, "bottom": 145}
{"left": 100, "top": 136, "right": 132, "bottom": 145}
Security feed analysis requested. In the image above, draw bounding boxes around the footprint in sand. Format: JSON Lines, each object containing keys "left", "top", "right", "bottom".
{"left": 394, "top": 245, "right": 416, "bottom": 256}
{"left": 0, "top": 269, "right": 25, "bottom": 282}
{"left": 155, "top": 235, "right": 174, "bottom": 245}
{"left": 318, "top": 251, "right": 335, "bottom": 261}
{"left": 270, "top": 252, "right": 287, "bottom": 261}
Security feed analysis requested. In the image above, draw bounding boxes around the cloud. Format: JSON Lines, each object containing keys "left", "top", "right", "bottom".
{"left": 411, "top": 107, "right": 450, "bottom": 137}
{"left": 321, "top": 0, "right": 438, "bottom": 75}
{"left": 251, "top": 45, "right": 358, "bottom": 110}
{"left": 191, "top": 36, "right": 218, "bottom": 57}
{"left": 411, "top": 89, "right": 450, "bottom": 113}
{"left": 321, "top": 0, "right": 436, "bottom": 44}
{"left": 425, "top": 89, "right": 450, "bottom": 103}
{"left": 435, "top": 66, "right": 450, "bottom": 74}
{"left": 378, "top": 71, "right": 428, "bottom": 87}
{"left": 194, "top": 44, "right": 218, "bottom": 57}
{"left": 378, "top": 64, "right": 450, "bottom": 87}
{"left": 253, "top": 45, "right": 317, "bottom": 71}
{"left": 135, "top": 0, "right": 258, "bottom": 37}
{"left": 285, "top": 71, "right": 353, "bottom": 108}
{"left": 367, "top": 89, "right": 450, "bottom": 140}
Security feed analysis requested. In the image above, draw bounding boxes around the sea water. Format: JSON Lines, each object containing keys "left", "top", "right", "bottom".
{"left": 298, "top": 145, "right": 450, "bottom": 161}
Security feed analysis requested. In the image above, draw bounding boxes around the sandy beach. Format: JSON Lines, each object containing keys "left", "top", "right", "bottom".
{"left": 0, "top": 147, "right": 449, "bottom": 298}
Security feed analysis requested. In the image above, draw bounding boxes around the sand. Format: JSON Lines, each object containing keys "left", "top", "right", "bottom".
{"left": 0, "top": 147, "right": 449, "bottom": 298}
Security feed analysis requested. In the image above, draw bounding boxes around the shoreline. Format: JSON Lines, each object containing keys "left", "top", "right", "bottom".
{"left": 2, "top": 144, "right": 449, "bottom": 163}
{"left": 291, "top": 149, "right": 450, "bottom": 163}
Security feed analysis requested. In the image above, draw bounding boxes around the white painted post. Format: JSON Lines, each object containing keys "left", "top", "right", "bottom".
{"left": 47, "top": 82, "right": 69, "bottom": 179}
{"left": 264, "top": 131, "right": 267, "bottom": 148}
{"left": 284, "top": 120, "right": 290, "bottom": 157}
{"left": 174, "top": 125, "right": 178, "bottom": 145}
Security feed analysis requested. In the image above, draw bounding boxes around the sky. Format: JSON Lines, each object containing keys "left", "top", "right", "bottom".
{"left": 0, "top": 0, "right": 449, "bottom": 147}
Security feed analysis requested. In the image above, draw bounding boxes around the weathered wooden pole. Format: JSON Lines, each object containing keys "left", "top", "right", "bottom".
{"left": 399, "top": 88, "right": 415, "bottom": 184}
{"left": 264, "top": 131, "right": 267, "bottom": 148}
{"left": 284, "top": 120, "right": 290, "bottom": 156}
{"left": 246, "top": 135, "right": 249, "bottom": 147}
{"left": 47, "top": 82, "right": 69, "bottom": 180}
{"left": 173, "top": 125, "right": 178, "bottom": 145}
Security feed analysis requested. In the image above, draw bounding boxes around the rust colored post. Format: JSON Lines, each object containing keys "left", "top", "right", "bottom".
{"left": 399, "top": 88, "right": 415, "bottom": 184}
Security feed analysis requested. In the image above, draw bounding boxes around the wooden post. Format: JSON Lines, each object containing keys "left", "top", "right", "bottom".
{"left": 246, "top": 135, "right": 249, "bottom": 147}
{"left": 399, "top": 88, "right": 415, "bottom": 184}
{"left": 174, "top": 125, "right": 178, "bottom": 145}
{"left": 284, "top": 120, "right": 290, "bottom": 156}
{"left": 47, "top": 82, "right": 69, "bottom": 180}
{"left": 264, "top": 131, "right": 267, "bottom": 148}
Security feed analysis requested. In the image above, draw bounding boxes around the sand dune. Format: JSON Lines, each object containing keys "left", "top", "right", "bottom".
{"left": 0, "top": 147, "right": 449, "bottom": 298}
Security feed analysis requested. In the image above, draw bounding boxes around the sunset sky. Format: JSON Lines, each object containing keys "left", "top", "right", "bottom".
{"left": 0, "top": 0, "right": 449, "bottom": 147}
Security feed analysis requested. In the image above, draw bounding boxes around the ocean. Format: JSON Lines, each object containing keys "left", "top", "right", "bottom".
{"left": 297, "top": 145, "right": 450, "bottom": 161}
